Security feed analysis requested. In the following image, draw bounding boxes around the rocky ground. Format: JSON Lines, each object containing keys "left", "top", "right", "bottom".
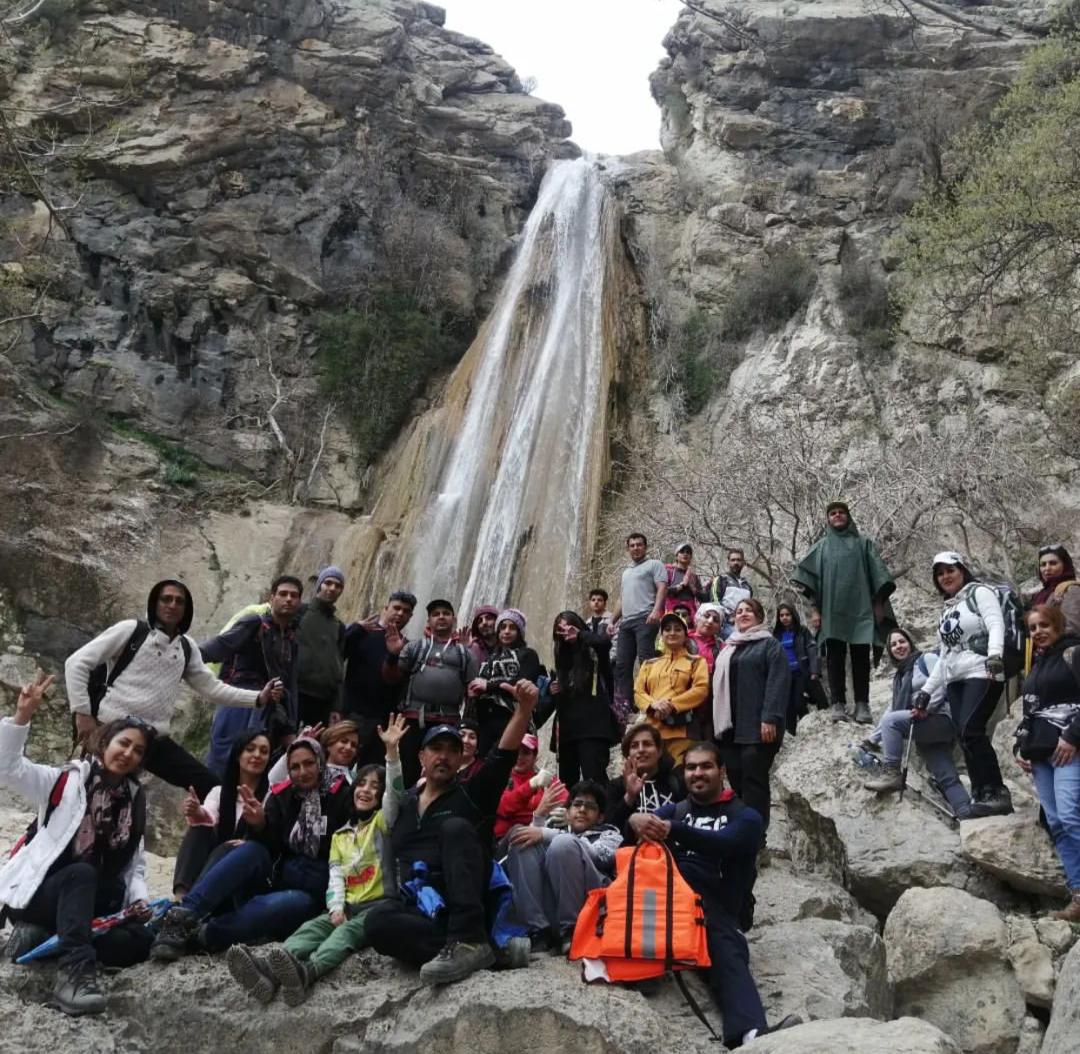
{"left": 0, "top": 706, "right": 1076, "bottom": 1053}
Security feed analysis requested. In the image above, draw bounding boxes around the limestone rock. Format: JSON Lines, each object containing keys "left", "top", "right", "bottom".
{"left": 1007, "top": 937, "right": 1055, "bottom": 1008}
{"left": 750, "top": 918, "right": 892, "bottom": 1021}
{"left": 1043, "top": 939, "right": 1080, "bottom": 1054}
{"left": 885, "top": 887, "right": 1027, "bottom": 1054}
{"left": 1035, "top": 917, "right": 1078, "bottom": 957}
{"left": 960, "top": 810, "right": 1069, "bottom": 899}
{"left": 773, "top": 711, "right": 1008, "bottom": 916}
{"left": 753, "top": 859, "right": 877, "bottom": 928}
{"left": 736, "top": 1016, "right": 961, "bottom": 1053}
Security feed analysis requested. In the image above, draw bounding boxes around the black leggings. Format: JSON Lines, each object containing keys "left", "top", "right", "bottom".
{"left": 11, "top": 862, "right": 152, "bottom": 969}
{"left": 825, "top": 640, "right": 871, "bottom": 706}
{"left": 558, "top": 738, "right": 612, "bottom": 786}
{"left": 948, "top": 678, "right": 1005, "bottom": 792}
{"left": 719, "top": 740, "right": 781, "bottom": 834}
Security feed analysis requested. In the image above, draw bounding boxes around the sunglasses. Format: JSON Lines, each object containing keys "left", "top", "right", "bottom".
{"left": 569, "top": 799, "right": 600, "bottom": 811}
{"left": 158, "top": 595, "right": 186, "bottom": 606}
{"left": 1038, "top": 545, "right": 1066, "bottom": 556}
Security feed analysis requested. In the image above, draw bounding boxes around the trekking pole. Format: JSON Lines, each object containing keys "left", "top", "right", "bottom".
{"left": 898, "top": 719, "right": 915, "bottom": 803}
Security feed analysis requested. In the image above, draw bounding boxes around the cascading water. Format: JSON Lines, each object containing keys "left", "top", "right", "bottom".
{"left": 398, "top": 157, "right": 615, "bottom": 633}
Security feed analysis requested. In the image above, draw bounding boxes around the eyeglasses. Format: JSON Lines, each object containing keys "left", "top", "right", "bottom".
{"left": 158, "top": 595, "right": 186, "bottom": 606}
{"left": 569, "top": 799, "right": 600, "bottom": 811}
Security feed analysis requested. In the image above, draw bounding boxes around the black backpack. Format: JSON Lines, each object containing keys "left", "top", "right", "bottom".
{"left": 85, "top": 619, "right": 191, "bottom": 716}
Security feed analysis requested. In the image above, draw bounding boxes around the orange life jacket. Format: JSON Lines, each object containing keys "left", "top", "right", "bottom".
{"left": 568, "top": 840, "right": 710, "bottom": 982}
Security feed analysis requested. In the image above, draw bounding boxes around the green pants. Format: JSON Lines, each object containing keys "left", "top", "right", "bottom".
{"left": 283, "top": 902, "right": 380, "bottom": 977}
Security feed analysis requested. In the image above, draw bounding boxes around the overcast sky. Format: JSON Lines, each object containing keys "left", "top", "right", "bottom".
{"left": 440, "top": 0, "right": 679, "bottom": 155}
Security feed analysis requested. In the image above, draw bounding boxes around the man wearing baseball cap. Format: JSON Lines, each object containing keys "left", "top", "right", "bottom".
{"left": 383, "top": 598, "right": 479, "bottom": 787}
{"left": 364, "top": 679, "right": 540, "bottom": 984}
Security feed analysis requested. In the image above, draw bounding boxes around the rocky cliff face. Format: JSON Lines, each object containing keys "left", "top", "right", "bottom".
{"left": 2, "top": 0, "right": 575, "bottom": 502}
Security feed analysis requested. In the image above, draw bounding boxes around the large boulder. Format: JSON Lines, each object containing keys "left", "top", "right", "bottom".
{"left": 773, "top": 711, "right": 1011, "bottom": 916}
{"left": 960, "top": 809, "right": 1069, "bottom": 898}
{"left": 737, "top": 1016, "right": 961, "bottom": 1053}
{"left": 1043, "top": 939, "right": 1080, "bottom": 1054}
{"left": 753, "top": 859, "right": 877, "bottom": 928}
{"left": 884, "top": 887, "right": 1027, "bottom": 1054}
{"left": 750, "top": 918, "right": 891, "bottom": 1021}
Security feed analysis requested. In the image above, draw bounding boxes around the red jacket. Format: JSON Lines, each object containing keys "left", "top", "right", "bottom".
{"left": 494, "top": 770, "right": 568, "bottom": 838}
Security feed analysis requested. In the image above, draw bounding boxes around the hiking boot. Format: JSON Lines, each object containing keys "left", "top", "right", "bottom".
{"left": 955, "top": 799, "right": 995, "bottom": 821}
{"left": 226, "top": 944, "right": 279, "bottom": 1004}
{"left": 979, "top": 785, "right": 1014, "bottom": 816}
{"left": 267, "top": 946, "right": 316, "bottom": 1006}
{"left": 5, "top": 921, "right": 50, "bottom": 962}
{"left": 745, "top": 1014, "right": 803, "bottom": 1043}
{"left": 853, "top": 701, "right": 873, "bottom": 725}
{"left": 863, "top": 761, "right": 903, "bottom": 794}
{"left": 557, "top": 928, "right": 575, "bottom": 957}
{"left": 418, "top": 940, "right": 495, "bottom": 985}
{"left": 53, "top": 959, "right": 107, "bottom": 1017}
{"left": 1052, "top": 892, "right": 1080, "bottom": 923}
{"left": 829, "top": 703, "right": 852, "bottom": 723}
{"left": 527, "top": 929, "right": 551, "bottom": 954}
{"left": 150, "top": 906, "right": 199, "bottom": 962}
{"left": 493, "top": 936, "right": 531, "bottom": 970}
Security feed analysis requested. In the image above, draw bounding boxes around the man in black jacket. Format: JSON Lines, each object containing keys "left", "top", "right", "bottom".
{"left": 365, "top": 679, "right": 538, "bottom": 984}
{"left": 294, "top": 566, "right": 346, "bottom": 727}
{"left": 631, "top": 742, "right": 800, "bottom": 1048}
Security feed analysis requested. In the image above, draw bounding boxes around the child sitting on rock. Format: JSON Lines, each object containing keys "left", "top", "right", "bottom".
{"left": 225, "top": 715, "right": 406, "bottom": 1005}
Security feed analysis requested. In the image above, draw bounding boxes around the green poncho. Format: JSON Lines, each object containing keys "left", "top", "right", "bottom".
{"left": 792, "top": 521, "right": 896, "bottom": 646}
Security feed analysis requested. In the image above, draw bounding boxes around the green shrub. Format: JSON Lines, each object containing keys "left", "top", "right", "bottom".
{"left": 109, "top": 418, "right": 201, "bottom": 487}
{"left": 663, "top": 310, "right": 744, "bottom": 417}
{"left": 720, "top": 250, "right": 816, "bottom": 342}
{"left": 316, "top": 293, "right": 471, "bottom": 465}
{"left": 837, "top": 257, "right": 898, "bottom": 353}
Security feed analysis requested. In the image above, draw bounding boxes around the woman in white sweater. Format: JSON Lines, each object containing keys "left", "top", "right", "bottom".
{"left": 915, "top": 552, "right": 1011, "bottom": 815}
{"left": 1, "top": 671, "right": 154, "bottom": 1016}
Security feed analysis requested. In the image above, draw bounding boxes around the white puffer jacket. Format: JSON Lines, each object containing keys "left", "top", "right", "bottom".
{"left": 921, "top": 583, "right": 1005, "bottom": 697}
{"left": 0, "top": 718, "right": 148, "bottom": 911}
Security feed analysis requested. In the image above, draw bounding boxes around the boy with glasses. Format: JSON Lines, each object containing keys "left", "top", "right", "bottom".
{"left": 504, "top": 779, "right": 622, "bottom": 954}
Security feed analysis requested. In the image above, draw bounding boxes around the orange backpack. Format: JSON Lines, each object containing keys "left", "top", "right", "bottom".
{"left": 568, "top": 840, "right": 710, "bottom": 982}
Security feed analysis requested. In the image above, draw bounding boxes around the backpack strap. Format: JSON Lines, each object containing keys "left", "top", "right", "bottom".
{"left": 674, "top": 972, "right": 724, "bottom": 1043}
{"left": 673, "top": 799, "right": 692, "bottom": 824}
{"left": 93, "top": 620, "right": 152, "bottom": 719}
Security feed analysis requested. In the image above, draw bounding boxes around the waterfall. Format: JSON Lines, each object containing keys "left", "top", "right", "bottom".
{"left": 399, "top": 157, "right": 614, "bottom": 633}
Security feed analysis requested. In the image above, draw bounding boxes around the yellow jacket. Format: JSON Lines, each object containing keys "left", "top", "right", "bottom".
{"left": 634, "top": 650, "right": 709, "bottom": 739}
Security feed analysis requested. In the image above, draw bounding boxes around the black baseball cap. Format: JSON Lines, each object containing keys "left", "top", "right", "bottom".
{"left": 426, "top": 598, "right": 455, "bottom": 615}
{"left": 421, "top": 724, "right": 463, "bottom": 748}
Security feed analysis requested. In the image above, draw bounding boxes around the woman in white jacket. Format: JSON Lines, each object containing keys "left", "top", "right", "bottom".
{"left": 1, "top": 671, "right": 153, "bottom": 1016}
{"left": 915, "top": 552, "right": 1012, "bottom": 816}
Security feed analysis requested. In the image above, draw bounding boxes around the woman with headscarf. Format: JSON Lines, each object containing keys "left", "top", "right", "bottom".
{"left": 914, "top": 552, "right": 1011, "bottom": 816}
{"left": 150, "top": 735, "right": 351, "bottom": 961}
{"left": 173, "top": 729, "right": 272, "bottom": 896}
{"left": 771, "top": 602, "right": 820, "bottom": 734}
{"left": 863, "top": 629, "right": 991, "bottom": 819}
{"left": 1030, "top": 545, "right": 1080, "bottom": 639}
{"left": 1014, "top": 605, "right": 1080, "bottom": 922}
{"left": 712, "top": 599, "right": 790, "bottom": 834}
{"left": 467, "top": 609, "right": 542, "bottom": 758}
{"left": 1, "top": 671, "right": 154, "bottom": 1016}
{"left": 792, "top": 501, "right": 896, "bottom": 725}
{"left": 663, "top": 543, "right": 705, "bottom": 623}
{"left": 550, "top": 610, "right": 618, "bottom": 785}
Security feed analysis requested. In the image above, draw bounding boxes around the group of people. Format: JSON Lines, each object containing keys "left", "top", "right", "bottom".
{"left": 1, "top": 509, "right": 1078, "bottom": 1047}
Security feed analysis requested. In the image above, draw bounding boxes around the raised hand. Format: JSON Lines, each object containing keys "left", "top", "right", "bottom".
{"left": 358, "top": 615, "right": 380, "bottom": 633}
{"left": 15, "top": 669, "right": 56, "bottom": 725}
{"left": 377, "top": 712, "right": 408, "bottom": 760}
{"left": 237, "top": 784, "right": 266, "bottom": 829}
{"left": 181, "top": 785, "right": 203, "bottom": 822}
{"left": 622, "top": 757, "right": 645, "bottom": 802}
{"left": 535, "top": 779, "right": 566, "bottom": 817}
{"left": 511, "top": 679, "right": 539, "bottom": 712}
{"left": 384, "top": 624, "right": 406, "bottom": 656}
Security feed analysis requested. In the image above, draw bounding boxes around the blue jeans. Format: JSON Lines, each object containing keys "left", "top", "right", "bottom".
{"left": 181, "top": 840, "right": 323, "bottom": 951}
{"left": 1032, "top": 757, "right": 1080, "bottom": 889}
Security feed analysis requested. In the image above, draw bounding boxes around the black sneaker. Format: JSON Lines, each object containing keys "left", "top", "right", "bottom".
{"left": 418, "top": 940, "right": 495, "bottom": 985}
{"left": 226, "top": 944, "right": 279, "bottom": 1004}
{"left": 979, "top": 786, "right": 1014, "bottom": 816}
{"left": 150, "top": 906, "right": 199, "bottom": 962}
{"left": 5, "top": 921, "right": 50, "bottom": 962}
{"left": 746, "top": 1013, "right": 803, "bottom": 1043}
{"left": 527, "top": 929, "right": 550, "bottom": 954}
{"left": 955, "top": 799, "right": 995, "bottom": 820}
{"left": 52, "top": 959, "right": 107, "bottom": 1017}
{"left": 267, "top": 946, "right": 316, "bottom": 1006}
{"left": 557, "top": 928, "right": 575, "bottom": 957}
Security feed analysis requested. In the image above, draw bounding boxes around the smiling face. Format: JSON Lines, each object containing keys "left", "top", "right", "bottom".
{"left": 459, "top": 727, "right": 478, "bottom": 764}
{"left": 567, "top": 794, "right": 601, "bottom": 835}
{"left": 733, "top": 600, "right": 761, "bottom": 633}
{"left": 512, "top": 745, "right": 538, "bottom": 775}
{"left": 238, "top": 735, "right": 271, "bottom": 779}
{"left": 101, "top": 726, "right": 148, "bottom": 777}
{"left": 661, "top": 620, "right": 688, "bottom": 651}
{"left": 498, "top": 620, "right": 521, "bottom": 647}
{"left": 684, "top": 748, "right": 724, "bottom": 803}
{"left": 626, "top": 729, "right": 661, "bottom": 776}
{"left": 935, "top": 564, "right": 965, "bottom": 597}
{"left": 1040, "top": 552, "right": 1066, "bottom": 583}
{"left": 696, "top": 608, "right": 721, "bottom": 639}
{"left": 353, "top": 770, "right": 382, "bottom": 812}
{"left": 288, "top": 746, "right": 320, "bottom": 790}
{"left": 1028, "top": 611, "right": 1060, "bottom": 652}
{"left": 888, "top": 632, "right": 912, "bottom": 662}
{"left": 327, "top": 733, "right": 359, "bottom": 768}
